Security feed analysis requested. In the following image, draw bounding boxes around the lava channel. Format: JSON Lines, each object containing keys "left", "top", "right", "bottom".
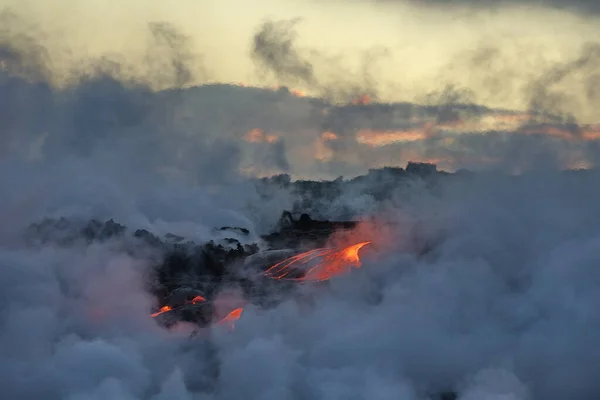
{"left": 150, "top": 295, "right": 243, "bottom": 329}
{"left": 264, "top": 241, "right": 372, "bottom": 281}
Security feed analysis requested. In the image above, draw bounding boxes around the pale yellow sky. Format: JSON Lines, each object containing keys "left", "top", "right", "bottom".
{"left": 3, "top": 0, "right": 600, "bottom": 121}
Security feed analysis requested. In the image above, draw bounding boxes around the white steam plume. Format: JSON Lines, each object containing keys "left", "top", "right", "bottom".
{"left": 2, "top": 5, "right": 600, "bottom": 400}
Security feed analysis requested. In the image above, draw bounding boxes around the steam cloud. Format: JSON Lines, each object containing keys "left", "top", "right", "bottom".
{"left": 2, "top": 2, "right": 600, "bottom": 400}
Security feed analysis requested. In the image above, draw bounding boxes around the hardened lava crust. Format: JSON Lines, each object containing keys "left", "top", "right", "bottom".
{"left": 25, "top": 211, "right": 363, "bottom": 326}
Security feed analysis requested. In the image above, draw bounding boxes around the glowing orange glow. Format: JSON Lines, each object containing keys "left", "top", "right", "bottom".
{"left": 215, "top": 307, "right": 244, "bottom": 330}
{"left": 150, "top": 291, "right": 244, "bottom": 331}
{"left": 356, "top": 129, "right": 427, "bottom": 146}
{"left": 519, "top": 125, "right": 576, "bottom": 141}
{"left": 150, "top": 295, "right": 206, "bottom": 318}
{"left": 315, "top": 132, "right": 338, "bottom": 161}
{"left": 350, "top": 115, "right": 600, "bottom": 144}
{"left": 244, "top": 128, "right": 264, "bottom": 143}
{"left": 582, "top": 125, "right": 600, "bottom": 141}
{"left": 150, "top": 305, "right": 172, "bottom": 318}
{"left": 243, "top": 128, "right": 279, "bottom": 144}
{"left": 321, "top": 131, "right": 338, "bottom": 141}
{"left": 290, "top": 88, "right": 306, "bottom": 97}
{"left": 265, "top": 241, "right": 371, "bottom": 282}
{"left": 352, "top": 94, "right": 371, "bottom": 105}
{"left": 216, "top": 307, "right": 243, "bottom": 324}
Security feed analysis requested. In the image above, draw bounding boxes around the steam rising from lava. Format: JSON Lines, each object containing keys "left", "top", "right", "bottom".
{"left": 3, "top": 2, "right": 600, "bottom": 400}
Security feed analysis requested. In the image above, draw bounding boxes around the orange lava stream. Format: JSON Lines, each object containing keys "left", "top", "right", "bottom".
{"left": 150, "top": 295, "right": 243, "bottom": 329}
{"left": 215, "top": 307, "right": 244, "bottom": 329}
{"left": 150, "top": 241, "right": 370, "bottom": 327}
{"left": 265, "top": 241, "right": 372, "bottom": 282}
{"left": 150, "top": 295, "right": 206, "bottom": 318}
{"left": 150, "top": 305, "right": 172, "bottom": 318}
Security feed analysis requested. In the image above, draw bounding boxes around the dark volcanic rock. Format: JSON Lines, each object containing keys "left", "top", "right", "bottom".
{"left": 81, "top": 219, "right": 127, "bottom": 241}
{"left": 133, "top": 228, "right": 166, "bottom": 248}
{"left": 261, "top": 211, "right": 359, "bottom": 249}
{"left": 25, "top": 211, "right": 361, "bottom": 327}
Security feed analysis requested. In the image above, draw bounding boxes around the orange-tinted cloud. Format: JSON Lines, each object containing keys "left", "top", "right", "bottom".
{"left": 315, "top": 131, "right": 339, "bottom": 161}
{"left": 352, "top": 94, "right": 372, "bottom": 105}
{"left": 582, "top": 125, "right": 600, "bottom": 141}
{"left": 321, "top": 131, "right": 338, "bottom": 141}
{"left": 243, "top": 128, "right": 279, "bottom": 143}
{"left": 356, "top": 129, "right": 428, "bottom": 147}
{"left": 289, "top": 88, "right": 307, "bottom": 97}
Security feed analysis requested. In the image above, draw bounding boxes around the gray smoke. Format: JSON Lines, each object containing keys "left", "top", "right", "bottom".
{"left": 3, "top": 6, "right": 600, "bottom": 400}
{"left": 251, "top": 19, "right": 317, "bottom": 88}
{"left": 250, "top": 18, "right": 386, "bottom": 104}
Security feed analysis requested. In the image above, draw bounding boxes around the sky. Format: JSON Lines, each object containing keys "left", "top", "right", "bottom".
{"left": 2, "top": 0, "right": 600, "bottom": 122}
{"left": 2, "top": 0, "right": 600, "bottom": 179}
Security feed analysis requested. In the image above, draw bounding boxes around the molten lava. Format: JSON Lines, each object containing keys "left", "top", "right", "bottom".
{"left": 215, "top": 307, "right": 244, "bottom": 330}
{"left": 150, "top": 305, "right": 172, "bottom": 318}
{"left": 265, "top": 241, "right": 371, "bottom": 281}
{"left": 150, "top": 295, "right": 206, "bottom": 318}
{"left": 150, "top": 241, "right": 370, "bottom": 328}
{"left": 150, "top": 295, "right": 243, "bottom": 330}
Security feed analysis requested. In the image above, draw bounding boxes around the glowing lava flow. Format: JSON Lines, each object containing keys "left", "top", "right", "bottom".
{"left": 150, "top": 295, "right": 206, "bottom": 318}
{"left": 150, "top": 305, "right": 172, "bottom": 318}
{"left": 265, "top": 241, "right": 372, "bottom": 281}
{"left": 150, "top": 295, "right": 244, "bottom": 329}
{"left": 215, "top": 307, "right": 244, "bottom": 330}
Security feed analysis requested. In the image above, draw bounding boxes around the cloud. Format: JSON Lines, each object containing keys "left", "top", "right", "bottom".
{"left": 3, "top": 10, "right": 600, "bottom": 180}
{"left": 6, "top": 158, "right": 600, "bottom": 398}
{"left": 250, "top": 18, "right": 389, "bottom": 104}
{"left": 251, "top": 18, "right": 316, "bottom": 88}
{"left": 367, "top": 0, "right": 600, "bottom": 15}
{"left": 2, "top": 7, "right": 600, "bottom": 399}
{"left": 0, "top": 9, "right": 50, "bottom": 81}
{"left": 145, "top": 21, "right": 206, "bottom": 89}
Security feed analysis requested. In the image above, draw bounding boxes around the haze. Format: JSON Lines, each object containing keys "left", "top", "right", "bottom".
{"left": 3, "top": 0, "right": 600, "bottom": 122}
{"left": 5, "top": 1, "right": 600, "bottom": 399}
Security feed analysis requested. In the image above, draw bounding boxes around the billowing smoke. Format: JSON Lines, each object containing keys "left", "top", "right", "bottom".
{"left": 252, "top": 19, "right": 317, "bottom": 89}
{"left": 2, "top": 2, "right": 600, "bottom": 399}
{"left": 246, "top": 16, "right": 600, "bottom": 175}
{"left": 250, "top": 17, "right": 386, "bottom": 104}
